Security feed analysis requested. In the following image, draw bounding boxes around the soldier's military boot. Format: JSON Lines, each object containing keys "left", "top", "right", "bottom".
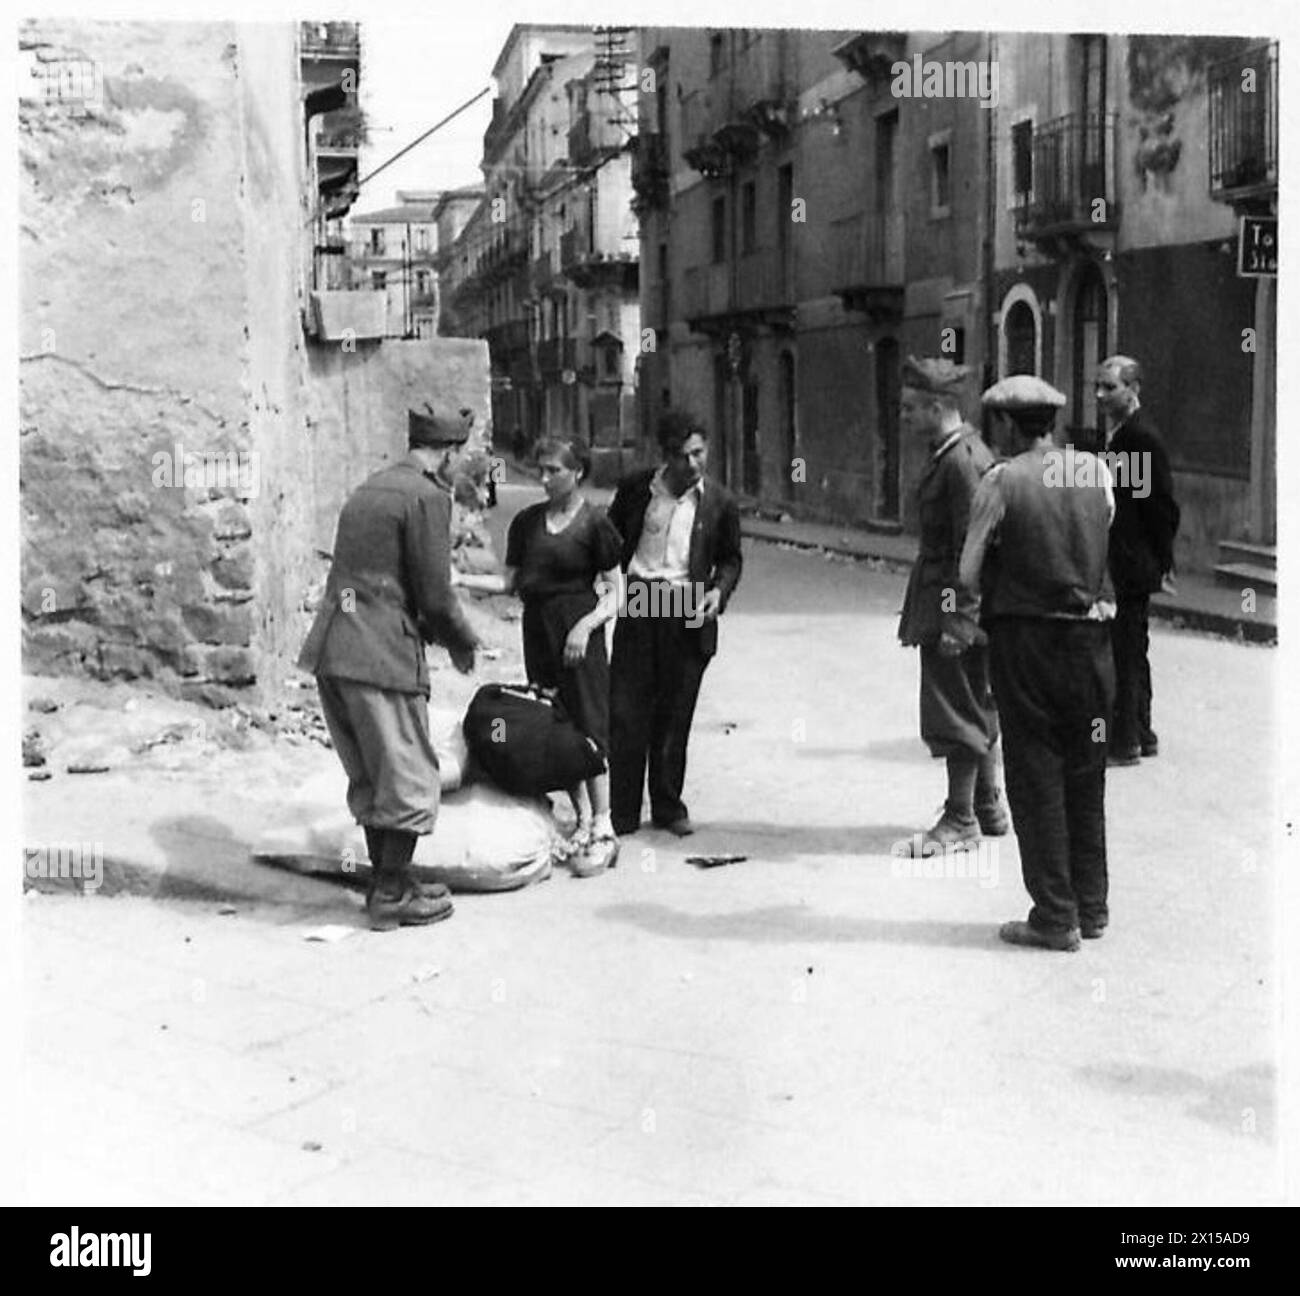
{"left": 366, "top": 829, "right": 453, "bottom": 932}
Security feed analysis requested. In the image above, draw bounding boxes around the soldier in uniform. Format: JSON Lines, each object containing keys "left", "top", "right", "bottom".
{"left": 897, "top": 355, "right": 1008, "bottom": 852}
{"left": 955, "top": 376, "right": 1116, "bottom": 952}
{"left": 298, "top": 408, "right": 480, "bottom": 931}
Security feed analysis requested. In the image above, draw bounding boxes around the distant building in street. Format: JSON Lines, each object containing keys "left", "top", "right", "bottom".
{"left": 431, "top": 186, "right": 485, "bottom": 335}
{"left": 636, "top": 27, "right": 1277, "bottom": 578}
{"left": 635, "top": 27, "right": 990, "bottom": 532}
{"left": 441, "top": 24, "right": 641, "bottom": 479}
{"left": 987, "top": 32, "right": 1276, "bottom": 580}
{"left": 348, "top": 197, "right": 440, "bottom": 338}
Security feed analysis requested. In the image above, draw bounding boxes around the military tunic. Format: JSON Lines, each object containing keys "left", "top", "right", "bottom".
{"left": 298, "top": 454, "right": 479, "bottom": 834}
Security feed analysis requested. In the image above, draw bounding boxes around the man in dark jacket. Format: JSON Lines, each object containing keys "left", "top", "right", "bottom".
{"left": 607, "top": 409, "right": 743, "bottom": 836}
{"left": 898, "top": 355, "right": 1007, "bottom": 852}
{"left": 1095, "top": 355, "right": 1180, "bottom": 765}
{"left": 298, "top": 409, "right": 480, "bottom": 930}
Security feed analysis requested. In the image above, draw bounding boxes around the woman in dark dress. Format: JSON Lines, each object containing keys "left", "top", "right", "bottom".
{"left": 458, "top": 437, "right": 623, "bottom": 876}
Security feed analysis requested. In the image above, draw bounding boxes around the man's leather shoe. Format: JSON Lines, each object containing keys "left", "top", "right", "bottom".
{"left": 1107, "top": 747, "right": 1141, "bottom": 767}
{"left": 1081, "top": 919, "right": 1107, "bottom": 939}
{"left": 974, "top": 794, "right": 1010, "bottom": 836}
{"left": 367, "top": 882, "right": 454, "bottom": 932}
{"left": 1140, "top": 740, "right": 1158, "bottom": 758}
{"left": 998, "top": 920, "right": 1080, "bottom": 952}
{"left": 657, "top": 816, "right": 694, "bottom": 837}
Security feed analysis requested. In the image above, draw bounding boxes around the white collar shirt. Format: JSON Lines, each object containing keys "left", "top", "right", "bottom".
{"left": 628, "top": 468, "right": 704, "bottom": 584}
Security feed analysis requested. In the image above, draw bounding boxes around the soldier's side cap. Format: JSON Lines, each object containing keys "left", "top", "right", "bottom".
{"left": 901, "top": 354, "right": 971, "bottom": 394}
{"left": 981, "top": 374, "right": 1066, "bottom": 410}
{"left": 408, "top": 406, "right": 471, "bottom": 446}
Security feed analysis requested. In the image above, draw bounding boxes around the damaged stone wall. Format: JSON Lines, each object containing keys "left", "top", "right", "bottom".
{"left": 19, "top": 20, "right": 271, "bottom": 706}
{"left": 20, "top": 21, "right": 494, "bottom": 707}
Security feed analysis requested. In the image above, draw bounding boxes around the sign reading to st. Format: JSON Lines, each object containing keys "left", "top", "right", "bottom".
{"left": 1238, "top": 216, "right": 1277, "bottom": 278}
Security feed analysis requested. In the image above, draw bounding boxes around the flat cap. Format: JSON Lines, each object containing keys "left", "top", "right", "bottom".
{"left": 408, "top": 406, "right": 472, "bottom": 447}
{"left": 981, "top": 374, "right": 1066, "bottom": 411}
{"left": 901, "top": 355, "right": 971, "bottom": 395}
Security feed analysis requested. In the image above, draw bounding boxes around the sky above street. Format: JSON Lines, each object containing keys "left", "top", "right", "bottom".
{"left": 356, "top": 16, "right": 515, "bottom": 210}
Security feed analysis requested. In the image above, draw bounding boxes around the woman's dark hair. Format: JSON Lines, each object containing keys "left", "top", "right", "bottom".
{"left": 535, "top": 436, "right": 591, "bottom": 482}
{"left": 656, "top": 408, "right": 706, "bottom": 456}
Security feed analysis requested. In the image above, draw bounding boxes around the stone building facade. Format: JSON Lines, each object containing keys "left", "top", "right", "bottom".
{"left": 441, "top": 24, "right": 641, "bottom": 482}
{"left": 635, "top": 27, "right": 1277, "bottom": 576}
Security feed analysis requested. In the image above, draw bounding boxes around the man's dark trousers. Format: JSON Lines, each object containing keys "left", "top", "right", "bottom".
{"left": 610, "top": 586, "right": 709, "bottom": 829}
{"left": 988, "top": 618, "right": 1115, "bottom": 934}
{"left": 1111, "top": 594, "right": 1154, "bottom": 751}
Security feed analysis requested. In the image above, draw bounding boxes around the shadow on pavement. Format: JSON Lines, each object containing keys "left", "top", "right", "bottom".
{"left": 595, "top": 901, "right": 997, "bottom": 950}
{"left": 1076, "top": 1061, "right": 1276, "bottom": 1141}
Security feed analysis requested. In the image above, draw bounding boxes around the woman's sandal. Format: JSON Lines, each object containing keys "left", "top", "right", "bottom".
{"left": 571, "top": 831, "right": 619, "bottom": 878}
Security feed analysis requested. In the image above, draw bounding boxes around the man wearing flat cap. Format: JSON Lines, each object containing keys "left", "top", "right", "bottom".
{"left": 953, "top": 375, "right": 1116, "bottom": 952}
{"left": 298, "top": 407, "right": 480, "bottom": 931}
{"left": 897, "top": 355, "right": 1008, "bottom": 853}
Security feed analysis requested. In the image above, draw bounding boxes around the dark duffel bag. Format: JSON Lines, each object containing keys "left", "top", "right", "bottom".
{"left": 462, "top": 683, "right": 604, "bottom": 796}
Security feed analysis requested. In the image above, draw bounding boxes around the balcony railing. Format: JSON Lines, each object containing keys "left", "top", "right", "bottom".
{"left": 537, "top": 337, "right": 577, "bottom": 374}
{"left": 1017, "top": 112, "right": 1120, "bottom": 237}
{"left": 836, "top": 212, "right": 905, "bottom": 289}
{"left": 1209, "top": 41, "right": 1278, "bottom": 199}
{"left": 734, "top": 248, "right": 792, "bottom": 312}
{"left": 682, "top": 263, "right": 731, "bottom": 320}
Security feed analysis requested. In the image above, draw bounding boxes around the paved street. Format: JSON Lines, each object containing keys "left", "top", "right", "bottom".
{"left": 16, "top": 482, "right": 1283, "bottom": 1206}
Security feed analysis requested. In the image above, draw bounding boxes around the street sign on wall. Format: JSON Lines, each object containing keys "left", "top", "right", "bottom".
{"left": 1238, "top": 215, "right": 1277, "bottom": 278}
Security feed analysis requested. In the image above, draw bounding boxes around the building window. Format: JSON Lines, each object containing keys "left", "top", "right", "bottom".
{"left": 604, "top": 346, "right": 620, "bottom": 378}
{"left": 929, "top": 133, "right": 952, "bottom": 217}
{"left": 711, "top": 194, "right": 727, "bottom": 263}
{"left": 414, "top": 226, "right": 429, "bottom": 252}
{"left": 709, "top": 32, "right": 725, "bottom": 78}
{"left": 372, "top": 270, "right": 387, "bottom": 290}
{"left": 1011, "top": 119, "right": 1034, "bottom": 206}
{"left": 416, "top": 270, "right": 430, "bottom": 295}
{"left": 370, "top": 227, "right": 385, "bottom": 255}
{"left": 741, "top": 181, "right": 757, "bottom": 255}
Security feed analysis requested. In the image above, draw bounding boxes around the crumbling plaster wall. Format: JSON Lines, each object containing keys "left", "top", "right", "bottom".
{"left": 21, "top": 21, "right": 268, "bottom": 703}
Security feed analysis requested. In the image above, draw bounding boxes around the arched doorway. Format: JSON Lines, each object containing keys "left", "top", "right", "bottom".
{"left": 1069, "top": 261, "right": 1109, "bottom": 451}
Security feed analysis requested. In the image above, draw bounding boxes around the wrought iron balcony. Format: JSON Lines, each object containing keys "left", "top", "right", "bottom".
{"left": 835, "top": 212, "right": 905, "bottom": 289}
{"left": 682, "top": 263, "right": 731, "bottom": 321}
{"left": 1016, "top": 112, "right": 1120, "bottom": 242}
{"left": 733, "top": 248, "right": 791, "bottom": 313}
{"left": 1208, "top": 41, "right": 1278, "bottom": 201}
